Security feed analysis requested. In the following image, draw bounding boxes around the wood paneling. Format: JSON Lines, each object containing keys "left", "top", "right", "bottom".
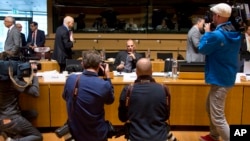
{"left": 19, "top": 84, "right": 50, "bottom": 127}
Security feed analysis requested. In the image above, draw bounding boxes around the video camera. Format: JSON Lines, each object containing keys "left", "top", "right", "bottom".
{"left": 0, "top": 52, "right": 41, "bottom": 81}
{"left": 204, "top": 3, "right": 248, "bottom": 32}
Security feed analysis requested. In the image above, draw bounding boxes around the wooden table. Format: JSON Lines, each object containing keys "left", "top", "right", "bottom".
{"left": 19, "top": 76, "right": 250, "bottom": 127}
{"left": 38, "top": 60, "right": 60, "bottom": 72}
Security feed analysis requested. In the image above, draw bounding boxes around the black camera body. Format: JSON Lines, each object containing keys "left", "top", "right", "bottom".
{"left": 98, "top": 62, "right": 106, "bottom": 76}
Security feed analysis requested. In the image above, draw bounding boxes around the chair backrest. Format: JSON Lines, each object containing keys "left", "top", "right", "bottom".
{"left": 157, "top": 52, "right": 173, "bottom": 60}
{"left": 105, "top": 52, "right": 118, "bottom": 59}
{"left": 178, "top": 61, "right": 205, "bottom": 72}
{"left": 65, "top": 59, "right": 83, "bottom": 73}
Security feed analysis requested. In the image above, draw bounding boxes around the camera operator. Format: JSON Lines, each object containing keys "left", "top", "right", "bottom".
{"left": 198, "top": 3, "right": 241, "bottom": 141}
{"left": 0, "top": 62, "right": 43, "bottom": 141}
{"left": 62, "top": 50, "right": 114, "bottom": 141}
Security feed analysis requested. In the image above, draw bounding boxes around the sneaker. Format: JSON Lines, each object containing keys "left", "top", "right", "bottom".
{"left": 200, "top": 135, "right": 219, "bottom": 141}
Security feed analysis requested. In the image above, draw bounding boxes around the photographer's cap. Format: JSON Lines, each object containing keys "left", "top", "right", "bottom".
{"left": 210, "top": 3, "right": 232, "bottom": 18}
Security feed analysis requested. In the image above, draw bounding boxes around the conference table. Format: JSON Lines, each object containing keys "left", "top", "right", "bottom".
{"left": 19, "top": 72, "right": 250, "bottom": 128}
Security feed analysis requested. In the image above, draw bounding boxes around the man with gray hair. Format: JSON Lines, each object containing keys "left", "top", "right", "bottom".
{"left": 52, "top": 16, "right": 75, "bottom": 72}
{"left": 3, "top": 16, "right": 21, "bottom": 57}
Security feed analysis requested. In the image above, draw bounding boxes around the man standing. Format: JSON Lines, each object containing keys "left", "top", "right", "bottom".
{"left": 186, "top": 17, "right": 205, "bottom": 62}
{"left": 3, "top": 16, "right": 21, "bottom": 57}
{"left": 63, "top": 50, "right": 114, "bottom": 141}
{"left": 26, "top": 21, "right": 46, "bottom": 56}
{"left": 118, "top": 58, "right": 173, "bottom": 141}
{"left": 52, "top": 16, "right": 75, "bottom": 72}
{"left": 198, "top": 3, "right": 241, "bottom": 141}
{"left": 16, "top": 23, "right": 27, "bottom": 47}
{"left": 114, "top": 39, "right": 142, "bottom": 72}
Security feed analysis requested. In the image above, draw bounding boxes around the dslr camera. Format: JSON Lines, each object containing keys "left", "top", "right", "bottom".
{"left": 98, "top": 62, "right": 106, "bottom": 76}
{"left": 55, "top": 124, "right": 74, "bottom": 141}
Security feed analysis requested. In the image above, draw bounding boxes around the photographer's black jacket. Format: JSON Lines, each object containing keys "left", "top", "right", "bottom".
{"left": 118, "top": 75, "right": 169, "bottom": 141}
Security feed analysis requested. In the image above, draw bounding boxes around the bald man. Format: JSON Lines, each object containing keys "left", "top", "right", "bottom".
{"left": 52, "top": 16, "right": 75, "bottom": 72}
{"left": 118, "top": 58, "right": 175, "bottom": 141}
{"left": 4, "top": 16, "right": 21, "bottom": 56}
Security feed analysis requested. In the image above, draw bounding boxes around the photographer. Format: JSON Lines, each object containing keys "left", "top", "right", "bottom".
{"left": 0, "top": 61, "right": 43, "bottom": 141}
{"left": 62, "top": 50, "right": 114, "bottom": 141}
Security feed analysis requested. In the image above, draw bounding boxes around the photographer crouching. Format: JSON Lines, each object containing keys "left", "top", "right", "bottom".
{"left": 0, "top": 51, "right": 43, "bottom": 141}
{"left": 62, "top": 50, "right": 115, "bottom": 141}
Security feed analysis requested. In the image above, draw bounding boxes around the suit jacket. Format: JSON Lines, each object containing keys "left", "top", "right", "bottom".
{"left": 27, "top": 29, "right": 45, "bottom": 47}
{"left": 4, "top": 26, "right": 21, "bottom": 55}
{"left": 240, "top": 33, "right": 250, "bottom": 60}
{"left": 20, "top": 33, "right": 27, "bottom": 47}
{"left": 114, "top": 50, "right": 142, "bottom": 72}
{"left": 51, "top": 25, "right": 73, "bottom": 64}
{"left": 186, "top": 25, "right": 205, "bottom": 62}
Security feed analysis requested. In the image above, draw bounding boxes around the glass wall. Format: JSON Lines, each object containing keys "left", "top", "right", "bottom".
{"left": 52, "top": 0, "right": 250, "bottom": 34}
{"left": 0, "top": 11, "right": 47, "bottom": 52}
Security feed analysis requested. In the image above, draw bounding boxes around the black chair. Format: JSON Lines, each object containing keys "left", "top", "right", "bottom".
{"left": 65, "top": 59, "right": 83, "bottom": 73}
{"left": 105, "top": 52, "right": 118, "bottom": 59}
{"left": 137, "top": 52, "right": 145, "bottom": 58}
{"left": 157, "top": 53, "right": 173, "bottom": 60}
{"left": 178, "top": 62, "right": 205, "bottom": 72}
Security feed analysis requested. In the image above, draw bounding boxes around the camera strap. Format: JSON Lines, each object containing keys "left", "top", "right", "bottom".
{"left": 8, "top": 61, "right": 34, "bottom": 88}
{"left": 70, "top": 74, "right": 81, "bottom": 113}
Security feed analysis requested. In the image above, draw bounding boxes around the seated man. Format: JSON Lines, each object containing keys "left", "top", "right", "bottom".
{"left": 114, "top": 39, "right": 142, "bottom": 72}
{"left": 118, "top": 58, "right": 176, "bottom": 141}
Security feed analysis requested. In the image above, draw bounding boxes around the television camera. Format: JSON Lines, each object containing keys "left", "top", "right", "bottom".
{"left": 0, "top": 51, "right": 41, "bottom": 88}
{"left": 204, "top": 2, "right": 249, "bottom": 32}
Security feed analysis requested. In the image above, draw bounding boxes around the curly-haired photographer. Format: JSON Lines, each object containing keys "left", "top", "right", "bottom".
{"left": 0, "top": 61, "right": 43, "bottom": 141}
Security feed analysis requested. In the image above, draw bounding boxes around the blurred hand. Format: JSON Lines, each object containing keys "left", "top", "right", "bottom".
{"left": 128, "top": 52, "right": 135, "bottom": 60}
{"left": 117, "top": 61, "right": 125, "bottom": 70}
{"left": 204, "top": 23, "right": 211, "bottom": 32}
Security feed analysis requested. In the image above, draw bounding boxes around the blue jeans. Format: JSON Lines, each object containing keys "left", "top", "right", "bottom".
{"left": 0, "top": 115, "right": 42, "bottom": 141}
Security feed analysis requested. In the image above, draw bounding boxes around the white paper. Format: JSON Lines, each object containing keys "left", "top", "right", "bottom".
{"left": 243, "top": 61, "right": 250, "bottom": 74}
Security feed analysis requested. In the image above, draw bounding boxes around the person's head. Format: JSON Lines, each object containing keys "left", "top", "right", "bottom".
{"left": 193, "top": 17, "right": 205, "bottom": 31}
{"left": 16, "top": 23, "right": 23, "bottom": 32}
{"left": 82, "top": 50, "right": 102, "bottom": 71}
{"left": 30, "top": 21, "right": 38, "bottom": 32}
{"left": 126, "top": 39, "right": 136, "bottom": 53}
{"left": 136, "top": 58, "right": 152, "bottom": 76}
{"left": 210, "top": 3, "right": 232, "bottom": 26}
{"left": 63, "top": 16, "right": 74, "bottom": 29}
{"left": 245, "top": 25, "right": 250, "bottom": 35}
{"left": 4, "top": 16, "right": 15, "bottom": 28}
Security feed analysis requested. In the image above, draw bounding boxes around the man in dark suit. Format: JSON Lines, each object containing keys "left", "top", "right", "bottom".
{"left": 16, "top": 23, "right": 27, "bottom": 47}
{"left": 3, "top": 16, "right": 21, "bottom": 57}
{"left": 52, "top": 16, "right": 75, "bottom": 72}
{"left": 26, "top": 21, "right": 45, "bottom": 56}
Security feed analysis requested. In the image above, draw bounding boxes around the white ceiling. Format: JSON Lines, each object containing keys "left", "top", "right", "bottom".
{"left": 0, "top": 0, "right": 47, "bottom": 12}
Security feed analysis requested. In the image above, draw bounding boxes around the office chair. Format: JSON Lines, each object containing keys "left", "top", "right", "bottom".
{"left": 105, "top": 52, "right": 118, "bottom": 59}
{"left": 157, "top": 52, "right": 173, "bottom": 60}
{"left": 65, "top": 59, "right": 83, "bottom": 73}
